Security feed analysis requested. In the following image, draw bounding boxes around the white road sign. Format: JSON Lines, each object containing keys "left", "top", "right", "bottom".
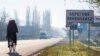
{"left": 94, "top": 16, "right": 100, "bottom": 23}
{"left": 66, "top": 10, "right": 94, "bottom": 23}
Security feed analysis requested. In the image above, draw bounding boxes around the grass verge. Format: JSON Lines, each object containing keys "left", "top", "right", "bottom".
{"left": 33, "top": 41, "right": 100, "bottom": 56}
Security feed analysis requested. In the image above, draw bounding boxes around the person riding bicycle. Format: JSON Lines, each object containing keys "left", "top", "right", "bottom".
{"left": 6, "top": 20, "right": 18, "bottom": 52}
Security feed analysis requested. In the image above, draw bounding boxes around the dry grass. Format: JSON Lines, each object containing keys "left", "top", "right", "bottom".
{"left": 35, "top": 41, "right": 100, "bottom": 56}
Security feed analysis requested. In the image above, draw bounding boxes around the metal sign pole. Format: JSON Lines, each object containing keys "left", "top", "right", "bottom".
{"left": 73, "top": 29, "right": 74, "bottom": 45}
{"left": 69, "top": 28, "right": 71, "bottom": 48}
{"left": 88, "top": 23, "right": 90, "bottom": 48}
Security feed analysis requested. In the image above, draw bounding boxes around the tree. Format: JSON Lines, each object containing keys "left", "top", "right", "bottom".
{"left": 1, "top": 9, "right": 8, "bottom": 23}
{"left": 79, "top": 0, "right": 100, "bottom": 13}
{"left": 26, "top": 6, "right": 30, "bottom": 26}
{"left": 0, "top": 9, "right": 8, "bottom": 41}
{"left": 32, "top": 7, "right": 40, "bottom": 39}
{"left": 79, "top": 0, "right": 100, "bottom": 5}
{"left": 14, "top": 10, "right": 19, "bottom": 26}
{"left": 43, "top": 10, "right": 51, "bottom": 36}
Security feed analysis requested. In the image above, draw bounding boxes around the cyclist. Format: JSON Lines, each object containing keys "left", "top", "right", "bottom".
{"left": 6, "top": 20, "right": 18, "bottom": 53}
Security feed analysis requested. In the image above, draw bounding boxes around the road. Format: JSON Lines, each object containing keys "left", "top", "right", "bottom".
{"left": 0, "top": 38, "right": 64, "bottom": 56}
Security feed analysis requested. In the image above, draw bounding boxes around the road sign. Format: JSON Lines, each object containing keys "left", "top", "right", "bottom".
{"left": 91, "top": 16, "right": 100, "bottom": 27}
{"left": 66, "top": 10, "right": 94, "bottom": 23}
{"left": 66, "top": 22, "right": 72, "bottom": 27}
{"left": 94, "top": 16, "right": 100, "bottom": 23}
{"left": 66, "top": 22, "right": 78, "bottom": 27}
{"left": 91, "top": 23, "right": 100, "bottom": 27}
{"left": 78, "top": 28, "right": 83, "bottom": 34}
{"left": 70, "top": 24, "right": 77, "bottom": 30}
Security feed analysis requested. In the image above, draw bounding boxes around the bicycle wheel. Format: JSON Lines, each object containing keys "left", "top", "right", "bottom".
{"left": 9, "top": 40, "right": 13, "bottom": 53}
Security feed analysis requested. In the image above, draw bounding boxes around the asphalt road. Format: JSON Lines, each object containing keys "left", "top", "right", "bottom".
{"left": 0, "top": 38, "right": 64, "bottom": 56}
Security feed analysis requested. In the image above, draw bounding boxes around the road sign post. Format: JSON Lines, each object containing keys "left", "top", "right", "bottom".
{"left": 88, "top": 23, "right": 90, "bottom": 48}
{"left": 69, "top": 28, "right": 71, "bottom": 48}
{"left": 78, "top": 28, "right": 83, "bottom": 40}
{"left": 72, "top": 29, "right": 74, "bottom": 45}
{"left": 70, "top": 24, "right": 77, "bottom": 46}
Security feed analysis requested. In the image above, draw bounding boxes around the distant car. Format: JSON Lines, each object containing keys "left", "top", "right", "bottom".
{"left": 40, "top": 32, "right": 47, "bottom": 39}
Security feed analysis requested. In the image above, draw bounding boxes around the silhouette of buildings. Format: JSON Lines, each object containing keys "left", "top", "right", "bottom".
{"left": 17, "top": 26, "right": 33, "bottom": 39}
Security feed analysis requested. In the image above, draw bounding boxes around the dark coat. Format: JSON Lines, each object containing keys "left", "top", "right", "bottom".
{"left": 6, "top": 20, "right": 18, "bottom": 39}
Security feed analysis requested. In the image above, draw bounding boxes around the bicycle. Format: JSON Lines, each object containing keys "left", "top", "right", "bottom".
{"left": 8, "top": 39, "right": 16, "bottom": 53}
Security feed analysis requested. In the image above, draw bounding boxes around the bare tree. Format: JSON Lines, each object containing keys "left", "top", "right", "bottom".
{"left": 0, "top": 9, "right": 8, "bottom": 41}
{"left": 32, "top": 7, "right": 40, "bottom": 39}
{"left": 79, "top": 0, "right": 100, "bottom": 13}
{"left": 14, "top": 10, "right": 19, "bottom": 26}
{"left": 26, "top": 6, "right": 30, "bottom": 26}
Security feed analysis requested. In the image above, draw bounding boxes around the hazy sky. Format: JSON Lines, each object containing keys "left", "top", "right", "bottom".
{"left": 0, "top": 0, "right": 91, "bottom": 28}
